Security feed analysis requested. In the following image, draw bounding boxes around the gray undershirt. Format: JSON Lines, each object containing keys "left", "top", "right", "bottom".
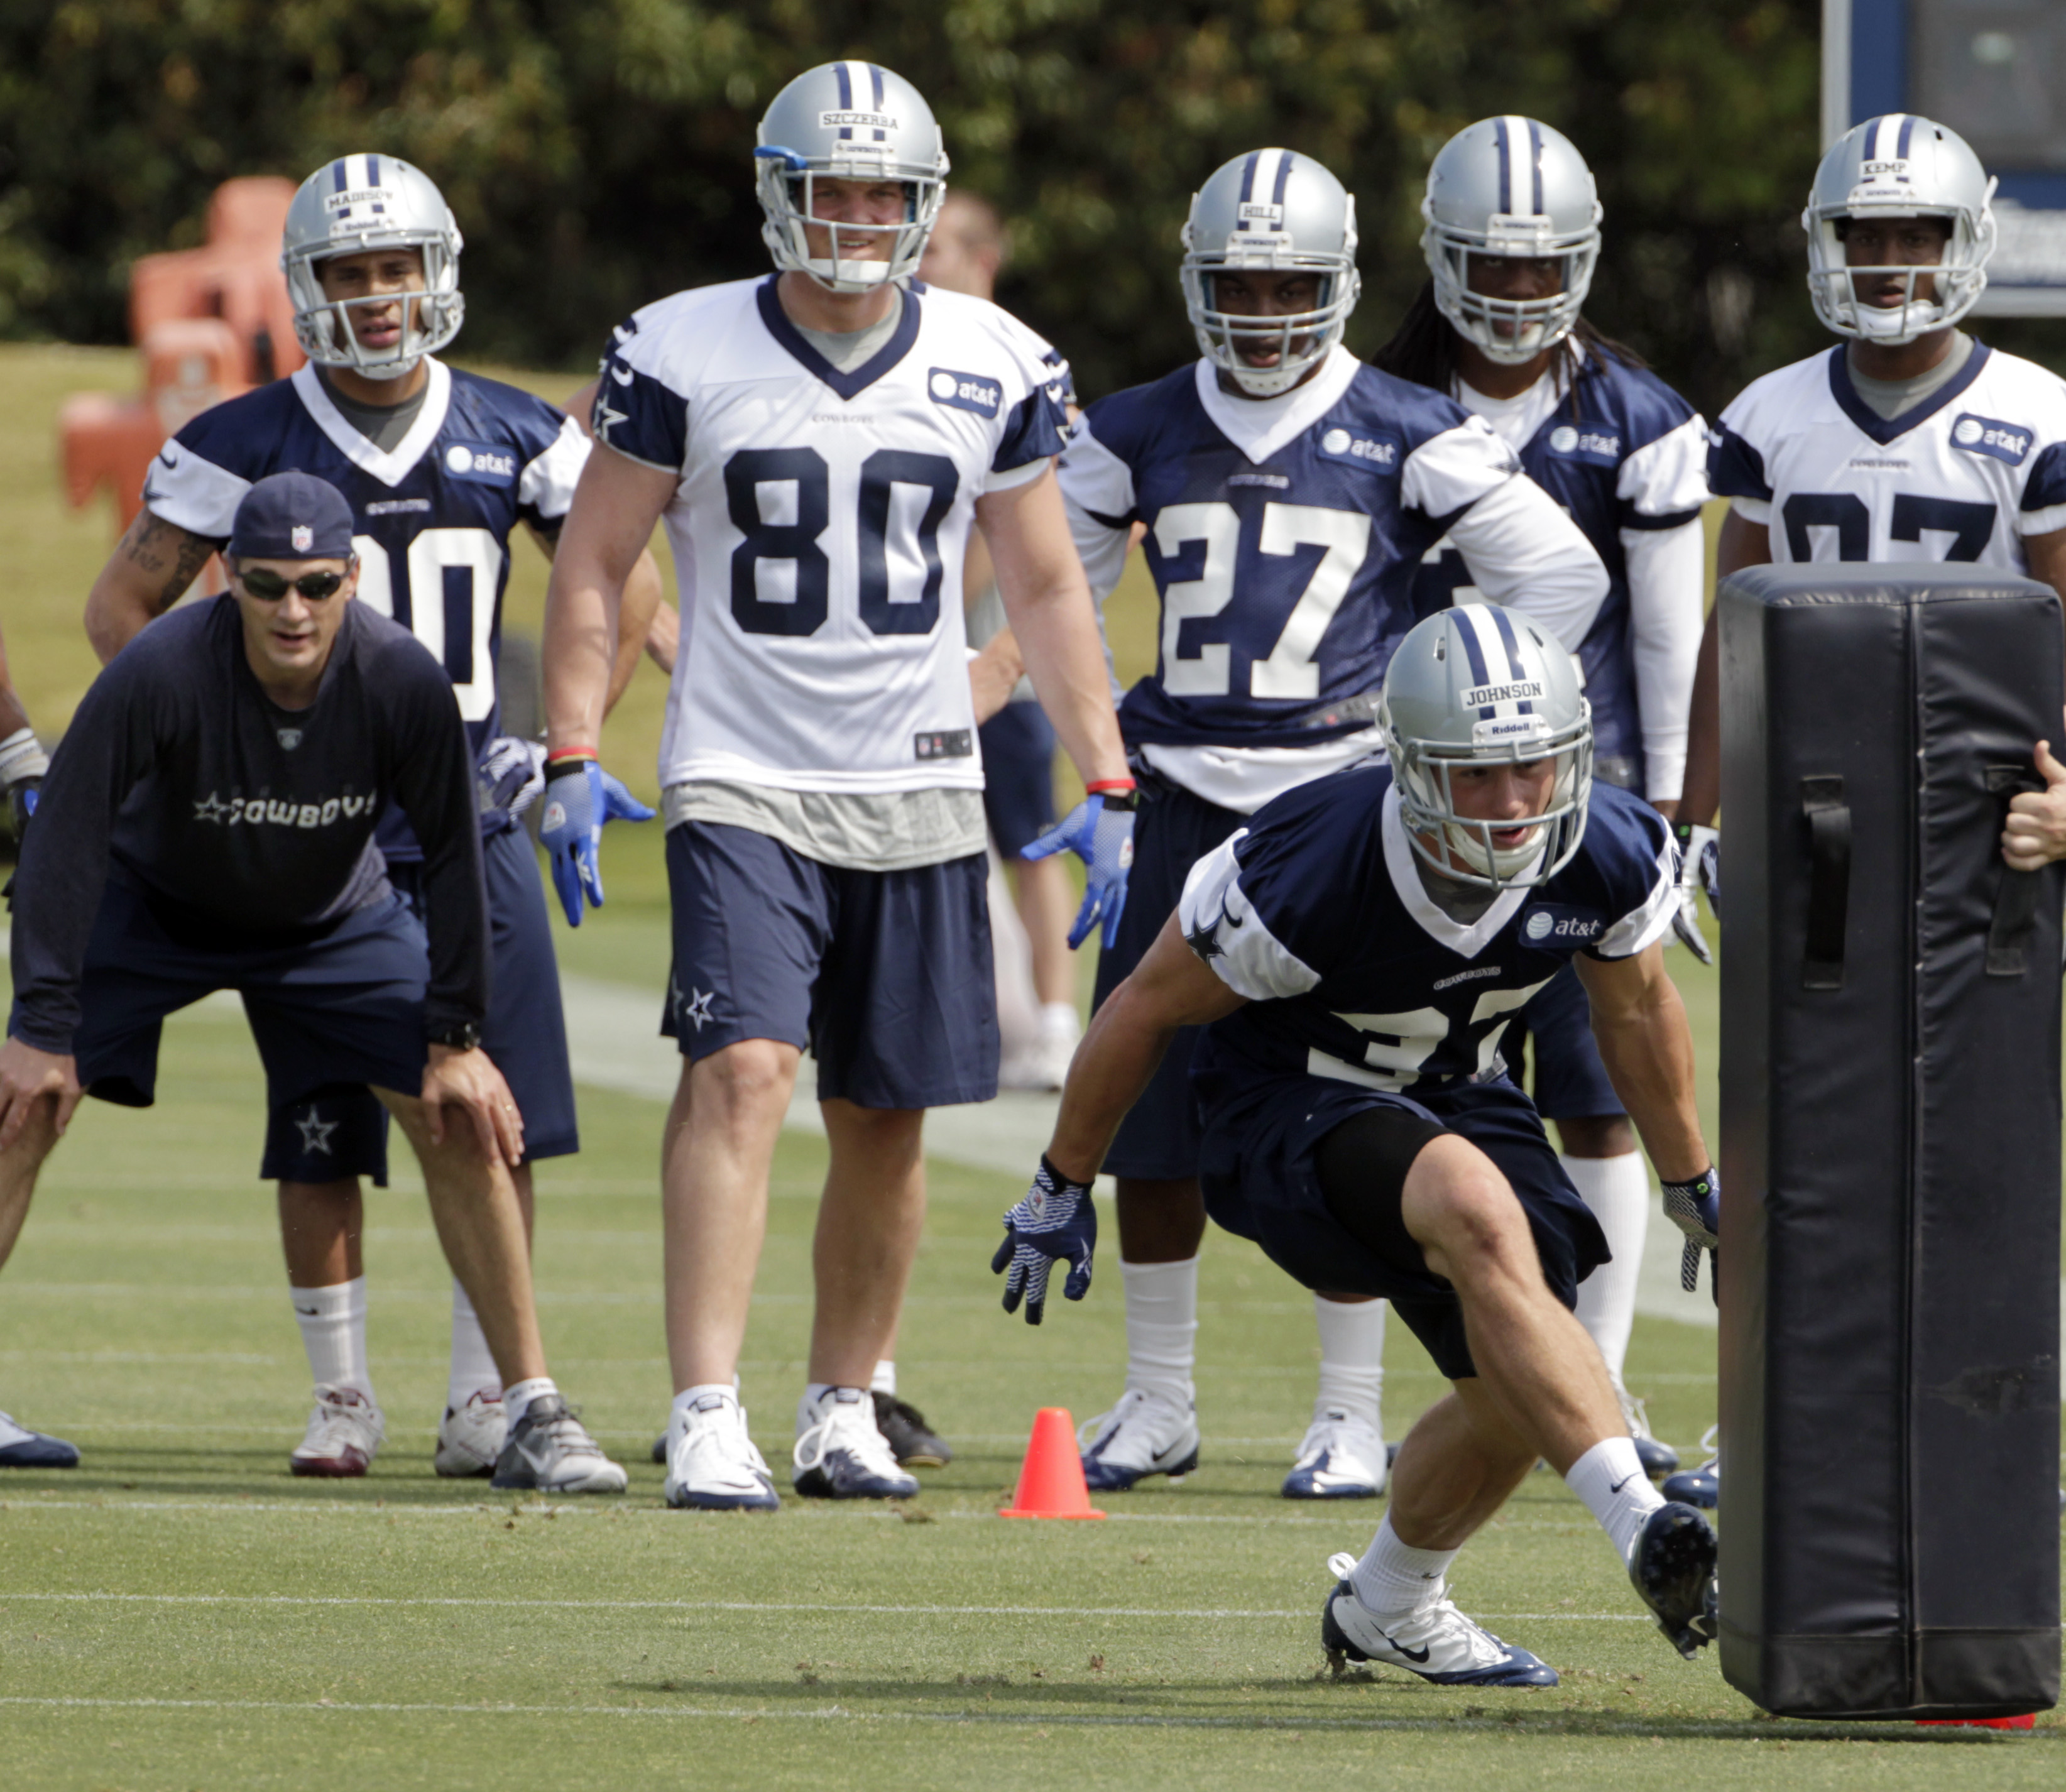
{"left": 1421, "top": 863, "right": 1502, "bottom": 926}
{"left": 317, "top": 367, "right": 429, "bottom": 451}
{"left": 1845, "top": 330, "right": 1974, "bottom": 421}
{"left": 793, "top": 290, "right": 905, "bottom": 371}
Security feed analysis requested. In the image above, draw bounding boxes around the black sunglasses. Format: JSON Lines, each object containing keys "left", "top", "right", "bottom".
{"left": 236, "top": 567, "right": 347, "bottom": 601}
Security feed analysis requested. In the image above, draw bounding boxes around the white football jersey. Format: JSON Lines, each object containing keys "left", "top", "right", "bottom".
{"left": 596, "top": 276, "right": 1070, "bottom": 794}
{"left": 1710, "top": 344, "right": 2066, "bottom": 568}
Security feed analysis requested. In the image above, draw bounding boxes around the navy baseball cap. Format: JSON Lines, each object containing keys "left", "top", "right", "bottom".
{"left": 227, "top": 471, "right": 356, "bottom": 562}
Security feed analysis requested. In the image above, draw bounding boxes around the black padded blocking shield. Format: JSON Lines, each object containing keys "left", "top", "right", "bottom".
{"left": 1717, "top": 563, "right": 2062, "bottom": 1719}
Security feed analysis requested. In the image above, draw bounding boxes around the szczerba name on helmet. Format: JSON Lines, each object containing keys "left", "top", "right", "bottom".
{"left": 1462, "top": 680, "right": 1544, "bottom": 708}
{"left": 819, "top": 110, "right": 899, "bottom": 131}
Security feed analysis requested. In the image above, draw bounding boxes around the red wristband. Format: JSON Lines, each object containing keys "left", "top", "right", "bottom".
{"left": 1085, "top": 778, "right": 1137, "bottom": 795}
{"left": 545, "top": 748, "right": 599, "bottom": 769}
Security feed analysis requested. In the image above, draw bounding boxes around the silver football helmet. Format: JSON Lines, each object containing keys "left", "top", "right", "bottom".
{"left": 1379, "top": 606, "right": 1593, "bottom": 891}
{"left": 755, "top": 62, "right": 949, "bottom": 293}
{"left": 1803, "top": 114, "right": 1996, "bottom": 344}
{"left": 1421, "top": 117, "right": 1602, "bottom": 366}
{"left": 1179, "top": 149, "right": 1360, "bottom": 397}
{"left": 281, "top": 153, "right": 464, "bottom": 381}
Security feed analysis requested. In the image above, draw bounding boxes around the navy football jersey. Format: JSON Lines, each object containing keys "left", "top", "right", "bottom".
{"left": 142, "top": 360, "right": 589, "bottom": 858}
{"left": 1059, "top": 350, "right": 1606, "bottom": 758}
{"left": 1178, "top": 767, "right": 1676, "bottom": 1098}
{"left": 1413, "top": 351, "right": 1708, "bottom": 792}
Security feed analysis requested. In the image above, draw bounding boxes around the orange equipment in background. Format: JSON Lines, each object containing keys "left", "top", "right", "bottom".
{"left": 59, "top": 177, "right": 303, "bottom": 537}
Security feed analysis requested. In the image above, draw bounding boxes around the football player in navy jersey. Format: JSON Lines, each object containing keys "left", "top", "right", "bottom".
{"left": 79, "top": 155, "right": 665, "bottom": 1483}
{"left": 1373, "top": 117, "right": 1710, "bottom": 1480}
{"left": 1053, "top": 147, "right": 1607, "bottom": 1500}
{"left": 997, "top": 607, "right": 1722, "bottom": 1681}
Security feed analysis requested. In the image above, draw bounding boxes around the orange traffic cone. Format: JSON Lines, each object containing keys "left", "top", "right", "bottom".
{"left": 1000, "top": 1407, "right": 1106, "bottom": 1520}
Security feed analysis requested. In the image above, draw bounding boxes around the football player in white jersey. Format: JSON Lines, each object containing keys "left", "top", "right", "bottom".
{"left": 1049, "top": 147, "right": 1607, "bottom": 1502}
{"left": 1672, "top": 113, "right": 2066, "bottom": 1504}
{"left": 542, "top": 63, "right": 1134, "bottom": 1509}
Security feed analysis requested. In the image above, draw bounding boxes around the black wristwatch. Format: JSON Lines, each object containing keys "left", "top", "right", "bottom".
{"left": 427, "top": 1020, "right": 483, "bottom": 1052}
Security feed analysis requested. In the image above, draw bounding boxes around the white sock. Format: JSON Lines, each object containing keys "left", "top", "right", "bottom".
{"left": 1038, "top": 1001, "right": 1080, "bottom": 1044}
{"left": 1565, "top": 1436, "right": 1666, "bottom": 1564}
{"left": 290, "top": 1277, "right": 372, "bottom": 1399}
{"left": 501, "top": 1376, "right": 557, "bottom": 1424}
{"left": 446, "top": 1279, "right": 502, "bottom": 1410}
{"left": 1351, "top": 1511, "right": 1458, "bottom": 1617}
{"left": 1311, "top": 1294, "right": 1386, "bottom": 1432}
{"left": 1120, "top": 1255, "right": 1198, "bottom": 1409}
{"left": 870, "top": 1360, "right": 896, "bottom": 1397}
{"left": 1565, "top": 1152, "right": 1650, "bottom": 1386}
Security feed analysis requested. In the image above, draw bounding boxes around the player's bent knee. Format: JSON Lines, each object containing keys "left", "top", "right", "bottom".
{"left": 689, "top": 1038, "right": 800, "bottom": 1116}
{"left": 1406, "top": 1145, "right": 1532, "bottom": 1277}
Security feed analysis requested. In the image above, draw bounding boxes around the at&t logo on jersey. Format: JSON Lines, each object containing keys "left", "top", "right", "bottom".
{"left": 1317, "top": 425, "right": 1401, "bottom": 471}
{"left": 927, "top": 368, "right": 1002, "bottom": 418}
{"left": 1548, "top": 423, "right": 1622, "bottom": 463}
{"left": 444, "top": 442, "right": 519, "bottom": 484}
{"left": 1522, "top": 905, "right": 1604, "bottom": 943}
{"left": 1949, "top": 413, "right": 2032, "bottom": 466}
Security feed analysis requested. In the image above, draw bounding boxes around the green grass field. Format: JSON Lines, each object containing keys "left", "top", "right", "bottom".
{"left": 0, "top": 344, "right": 2058, "bottom": 1786}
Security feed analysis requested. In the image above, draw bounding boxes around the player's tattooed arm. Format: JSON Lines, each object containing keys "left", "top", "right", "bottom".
{"left": 84, "top": 509, "right": 218, "bottom": 665}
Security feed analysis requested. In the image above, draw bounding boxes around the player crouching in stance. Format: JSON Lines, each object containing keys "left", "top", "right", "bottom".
{"left": 998, "top": 607, "right": 1720, "bottom": 1680}
{"left": 0, "top": 473, "right": 624, "bottom": 1494}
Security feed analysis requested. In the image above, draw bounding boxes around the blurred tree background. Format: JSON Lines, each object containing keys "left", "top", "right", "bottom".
{"left": 1, "top": 0, "right": 2051, "bottom": 413}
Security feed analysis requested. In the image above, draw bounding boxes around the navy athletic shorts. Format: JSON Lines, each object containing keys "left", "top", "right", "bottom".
{"left": 1192, "top": 1062, "right": 1610, "bottom": 1380}
{"left": 261, "top": 824, "right": 578, "bottom": 1184}
{"left": 40, "top": 869, "right": 434, "bottom": 1123}
{"left": 1502, "top": 960, "right": 1623, "bottom": 1121}
{"left": 1090, "top": 779, "right": 1245, "bottom": 1181}
{"left": 661, "top": 821, "right": 997, "bottom": 1110}
{"left": 979, "top": 702, "right": 1058, "bottom": 858}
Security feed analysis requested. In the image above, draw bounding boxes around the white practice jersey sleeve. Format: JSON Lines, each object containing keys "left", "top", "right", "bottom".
{"left": 1440, "top": 471, "right": 1610, "bottom": 650}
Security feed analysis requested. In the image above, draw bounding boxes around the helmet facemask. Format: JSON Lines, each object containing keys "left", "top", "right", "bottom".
{"left": 1388, "top": 710, "right": 1594, "bottom": 892}
{"left": 1804, "top": 203, "right": 1996, "bottom": 344}
{"left": 755, "top": 151, "right": 947, "bottom": 293}
{"left": 1423, "top": 213, "right": 1598, "bottom": 367}
{"left": 1181, "top": 254, "right": 1360, "bottom": 397}
{"left": 286, "top": 238, "right": 462, "bottom": 383}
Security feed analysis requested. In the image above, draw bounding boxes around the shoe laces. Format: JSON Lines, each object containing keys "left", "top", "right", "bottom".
{"left": 303, "top": 1384, "right": 381, "bottom": 1448}
{"left": 1616, "top": 1387, "right": 1654, "bottom": 1440}
{"left": 522, "top": 1400, "right": 604, "bottom": 1460}
{"left": 1298, "top": 1407, "right": 1379, "bottom": 1463}
{"left": 1692, "top": 1422, "right": 1719, "bottom": 1472}
{"left": 1078, "top": 1386, "right": 1185, "bottom": 1454}
{"left": 681, "top": 1394, "right": 772, "bottom": 1480}
{"left": 794, "top": 1392, "right": 900, "bottom": 1477}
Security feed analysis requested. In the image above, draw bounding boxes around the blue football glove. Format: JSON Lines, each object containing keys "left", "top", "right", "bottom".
{"left": 538, "top": 759, "right": 653, "bottom": 926}
{"left": 992, "top": 1155, "right": 1097, "bottom": 1325}
{"left": 1662, "top": 1166, "right": 1720, "bottom": 1303}
{"left": 1021, "top": 793, "right": 1135, "bottom": 949}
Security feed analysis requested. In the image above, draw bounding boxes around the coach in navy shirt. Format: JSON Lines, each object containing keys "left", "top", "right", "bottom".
{"left": 0, "top": 473, "right": 623, "bottom": 1492}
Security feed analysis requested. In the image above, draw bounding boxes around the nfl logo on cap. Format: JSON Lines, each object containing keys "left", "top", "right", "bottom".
{"left": 291, "top": 525, "right": 313, "bottom": 552}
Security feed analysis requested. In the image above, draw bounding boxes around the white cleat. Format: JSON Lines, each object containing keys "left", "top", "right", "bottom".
{"left": 792, "top": 1387, "right": 919, "bottom": 1500}
{"left": 489, "top": 1394, "right": 626, "bottom": 1494}
{"left": 1282, "top": 1407, "right": 1387, "bottom": 1499}
{"left": 290, "top": 1384, "right": 385, "bottom": 1478}
{"left": 433, "top": 1389, "right": 507, "bottom": 1478}
{"left": 1320, "top": 1553, "right": 1558, "bottom": 1686}
{"left": 1077, "top": 1387, "right": 1201, "bottom": 1492}
{"left": 667, "top": 1389, "right": 780, "bottom": 1511}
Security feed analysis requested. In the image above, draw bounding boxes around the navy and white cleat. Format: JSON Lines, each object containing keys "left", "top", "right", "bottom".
{"left": 1320, "top": 1553, "right": 1557, "bottom": 1686}
{"left": 1661, "top": 1424, "right": 1717, "bottom": 1509}
{"left": 1629, "top": 1501, "right": 1720, "bottom": 1659}
{"left": 0, "top": 1409, "right": 79, "bottom": 1469}
{"left": 792, "top": 1387, "right": 919, "bottom": 1500}
{"left": 1282, "top": 1407, "right": 1386, "bottom": 1500}
{"left": 1619, "top": 1390, "right": 1679, "bottom": 1479}
{"left": 1078, "top": 1388, "right": 1200, "bottom": 1492}
{"left": 666, "top": 1389, "right": 779, "bottom": 1511}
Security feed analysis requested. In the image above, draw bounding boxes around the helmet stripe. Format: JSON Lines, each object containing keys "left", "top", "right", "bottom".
{"left": 1272, "top": 148, "right": 1295, "bottom": 205}
{"left": 365, "top": 153, "right": 381, "bottom": 187}
{"left": 834, "top": 61, "right": 853, "bottom": 139}
{"left": 1862, "top": 114, "right": 1884, "bottom": 161}
{"left": 1493, "top": 117, "right": 1512, "bottom": 212}
{"left": 331, "top": 159, "right": 349, "bottom": 194}
{"left": 1452, "top": 605, "right": 1493, "bottom": 689}
{"left": 1485, "top": 603, "right": 1536, "bottom": 714}
{"left": 1895, "top": 113, "right": 1915, "bottom": 158}
{"left": 867, "top": 62, "right": 887, "bottom": 139}
{"left": 1526, "top": 119, "right": 1545, "bottom": 214}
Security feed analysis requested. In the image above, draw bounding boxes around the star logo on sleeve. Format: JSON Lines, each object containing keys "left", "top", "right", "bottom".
{"left": 295, "top": 1109, "right": 339, "bottom": 1156}
{"left": 1184, "top": 912, "right": 1227, "bottom": 963}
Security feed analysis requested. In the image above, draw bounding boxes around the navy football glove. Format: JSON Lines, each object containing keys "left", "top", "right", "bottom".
{"left": 538, "top": 758, "right": 655, "bottom": 926}
{"left": 477, "top": 736, "right": 546, "bottom": 833}
{"left": 1022, "top": 792, "right": 1135, "bottom": 949}
{"left": 992, "top": 1155, "right": 1097, "bottom": 1325}
{"left": 1669, "top": 824, "right": 1719, "bottom": 966}
{"left": 1662, "top": 1166, "right": 1720, "bottom": 1303}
